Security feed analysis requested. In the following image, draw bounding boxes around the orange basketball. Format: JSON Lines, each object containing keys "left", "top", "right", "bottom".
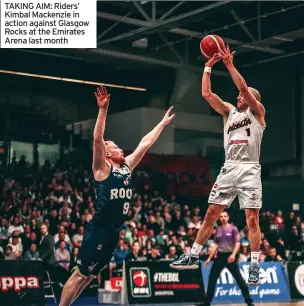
{"left": 200, "top": 35, "right": 225, "bottom": 59}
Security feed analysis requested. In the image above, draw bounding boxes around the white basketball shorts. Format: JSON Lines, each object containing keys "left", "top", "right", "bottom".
{"left": 208, "top": 162, "right": 262, "bottom": 209}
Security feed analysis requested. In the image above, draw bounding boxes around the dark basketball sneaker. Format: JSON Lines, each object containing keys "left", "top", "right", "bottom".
{"left": 248, "top": 263, "right": 260, "bottom": 285}
{"left": 170, "top": 253, "right": 199, "bottom": 270}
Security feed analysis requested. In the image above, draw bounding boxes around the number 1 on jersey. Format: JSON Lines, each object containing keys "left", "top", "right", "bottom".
{"left": 123, "top": 202, "right": 130, "bottom": 215}
{"left": 245, "top": 128, "right": 251, "bottom": 137}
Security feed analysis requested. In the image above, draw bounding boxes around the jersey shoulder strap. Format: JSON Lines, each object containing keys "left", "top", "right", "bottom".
{"left": 248, "top": 109, "right": 266, "bottom": 130}
{"left": 94, "top": 163, "right": 113, "bottom": 184}
{"left": 225, "top": 106, "right": 237, "bottom": 126}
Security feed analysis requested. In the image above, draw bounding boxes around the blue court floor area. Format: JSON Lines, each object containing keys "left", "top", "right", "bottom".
{"left": 46, "top": 299, "right": 197, "bottom": 306}
{"left": 46, "top": 296, "right": 96, "bottom": 305}
{"left": 45, "top": 301, "right": 194, "bottom": 306}
{"left": 46, "top": 299, "right": 196, "bottom": 306}
{"left": 46, "top": 299, "right": 299, "bottom": 306}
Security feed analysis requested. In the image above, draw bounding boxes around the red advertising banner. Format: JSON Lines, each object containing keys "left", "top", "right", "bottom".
{"left": 127, "top": 152, "right": 212, "bottom": 197}
{"left": 0, "top": 259, "right": 45, "bottom": 305}
{"left": 110, "top": 277, "right": 123, "bottom": 290}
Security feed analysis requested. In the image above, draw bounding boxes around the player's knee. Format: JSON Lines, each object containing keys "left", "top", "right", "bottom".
{"left": 72, "top": 269, "right": 88, "bottom": 284}
{"left": 204, "top": 205, "right": 221, "bottom": 225}
{"left": 246, "top": 215, "right": 259, "bottom": 230}
{"left": 85, "top": 276, "right": 95, "bottom": 286}
{"left": 73, "top": 275, "right": 86, "bottom": 286}
{"left": 203, "top": 210, "right": 214, "bottom": 225}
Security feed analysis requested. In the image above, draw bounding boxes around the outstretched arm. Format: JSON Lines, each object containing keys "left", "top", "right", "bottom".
{"left": 202, "top": 54, "right": 232, "bottom": 116}
{"left": 220, "top": 46, "right": 265, "bottom": 118}
{"left": 125, "top": 107, "right": 175, "bottom": 172}
{"left": 92, "top": 86, "right": 111, "bottom": 174}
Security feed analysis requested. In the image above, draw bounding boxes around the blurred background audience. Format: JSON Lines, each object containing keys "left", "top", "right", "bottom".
{"left": 1, "top": 157, "right": 304, "bottom": 285}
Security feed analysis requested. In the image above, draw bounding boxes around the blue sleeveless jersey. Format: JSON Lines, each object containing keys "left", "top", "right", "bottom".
{"left": 92, "top": 164, "right": 132, "bottom": 231}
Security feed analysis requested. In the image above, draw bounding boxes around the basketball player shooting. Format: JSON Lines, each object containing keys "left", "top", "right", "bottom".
{"left": 171, "top": 45, "right": 265, "bottom": 285}
{"left": 59, "top": 87, "right": 175, "bottom": 306}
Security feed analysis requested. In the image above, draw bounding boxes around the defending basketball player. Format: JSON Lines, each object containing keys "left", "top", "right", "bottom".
{"left": 171, "top": 45, "right": 265, "bottom": 285}
{"left": 59, "top": 87, "right": 175, "bottom": 306}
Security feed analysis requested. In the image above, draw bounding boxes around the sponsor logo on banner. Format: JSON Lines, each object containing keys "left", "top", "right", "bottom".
{"left": 216, "top": 264, "right": 278, "bottom": 286}
{"left": 294, "top": 264, "right": 304, "bottom": 296}
{"left": 153, "top": 270, "right": 200, "bottom": 295}
{"left": 202, "top": 262, "right": 290, "bottom": 303}
{"left": 287, "top": 262, "right": 304, "bottom": 300}
{"left": 126, "top": 261, "right": 204, "bottom": 304}
{"left": 0, "top": 276, "right": 39, "bottom": 292}
{"left": 0, "top": 260, "right": 45, "bottom": 305}
{"left": 155, "top": 290, "right": 174, "bottom": 296}
{"left": 130, "top": 268, "right": 152, "bottom": 298}
{"left": 153, "top": 272, "right": 180, "bottom": 283}
{"left": 153, "top": 272, "right": 179, "bottom": 296}
{"left": 110, "top": 277, "right": 122, "bottom": 290}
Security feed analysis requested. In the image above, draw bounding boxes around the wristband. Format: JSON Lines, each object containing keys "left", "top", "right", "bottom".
{"left": 204, "top": 66, "right": 212, "bottom": 73}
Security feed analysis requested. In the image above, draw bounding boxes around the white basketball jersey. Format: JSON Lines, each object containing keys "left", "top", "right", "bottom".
{"left": 224, "top": 107, "right": 265, "bottom": 163}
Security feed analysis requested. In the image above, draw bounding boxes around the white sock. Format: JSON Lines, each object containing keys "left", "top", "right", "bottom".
{"left": 190, "top": 242, "right": 203, "bottom": 256}
{"left": 251, "top": 252, "right": 260, "bottom": 264}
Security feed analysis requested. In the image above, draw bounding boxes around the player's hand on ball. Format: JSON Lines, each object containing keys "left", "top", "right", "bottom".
{"left": 161, "top": 106, "right": 175, "bottom": 126}
{"left": 219, "top": 45, "right": 236, "bottom": 67}
{"left": 94, "top": 86, "right": 111, "bottom": 108}
{"left": 205, "top": 53, "right": 221, "bottom": 67}
{"left": 227, "top": 254, "right": 235, "bottom": 263}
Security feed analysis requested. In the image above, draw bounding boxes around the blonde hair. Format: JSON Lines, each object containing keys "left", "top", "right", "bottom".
{"left": 105, "top": 140, "right": 114, "bottom": 146}
{"left": 104, "top": 140, "right": 114, "bottom": 156}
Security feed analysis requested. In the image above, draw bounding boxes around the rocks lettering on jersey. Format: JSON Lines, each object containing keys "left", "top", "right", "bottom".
{"left": 110, "top": 188, "right": 132, "bottom": 200}
{"left": 227, "top": 118, "right": 252, "bottom": 134}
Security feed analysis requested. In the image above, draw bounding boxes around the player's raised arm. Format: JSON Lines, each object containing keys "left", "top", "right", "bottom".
{"left": 92, "top": 86, "right": 111, "bottom": 174}
{"left": 219, "top": 46, "right": 265, "bottom": 120}
{"left": 202, "top": 54, "right": 232, "bottom": 116}
{"left": 125, "top": 107, "right": 175, "bottom": 171}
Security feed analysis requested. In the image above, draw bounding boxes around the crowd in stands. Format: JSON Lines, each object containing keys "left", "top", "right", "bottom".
{"left": 1, "top": 157, "right": 304, "bottom": 283}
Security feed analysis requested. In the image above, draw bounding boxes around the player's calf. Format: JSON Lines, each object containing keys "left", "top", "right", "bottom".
{"left": 171, "top": 204, "right": 224, "bottom": 270}
{"left": 245, "top": 208, "right": 261, "bottom": 285}
{"left": 71, "top": 275, "right": 95, "bottom": 304}
{"left": 59, "top": 270, "right": 87, "bottom": 306}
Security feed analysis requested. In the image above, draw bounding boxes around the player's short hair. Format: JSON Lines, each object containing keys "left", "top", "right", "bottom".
{"left": 249, "top": 87, "right": 261, "bottom": 102}
{"left": 104, "top": 140, "right": 115, "bottom": 155}
{"left": 104, "top": 140, "right": 114, "bottom": 146}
